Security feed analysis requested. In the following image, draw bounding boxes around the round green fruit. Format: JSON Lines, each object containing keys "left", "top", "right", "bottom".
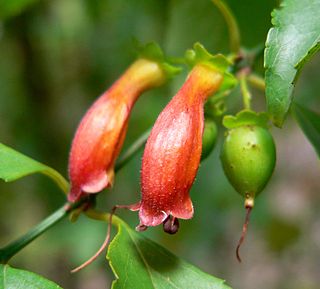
{"left": 220, "top": 125, "right": 276, "bottom": 207}
{"left": 201, "top": 119, "right": 218, "bottom": 161}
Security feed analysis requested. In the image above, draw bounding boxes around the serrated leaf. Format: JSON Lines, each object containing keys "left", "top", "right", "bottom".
{"left": 264, "top": 0, "right": 320, "bottom": 127}
{"left": 0, "top": 143, "right": 69, "bottom": 193}
{"left": 223, "top": 110, "right": 270, "bottom": 129}
{"left": 107, "top": 217, "right": 231, "bottom": 289}
{"left": 292, "top": 103, "right": 320, "bottom": 157}
{"left": 0, "top": 264, "right": 63, "bottom": 289}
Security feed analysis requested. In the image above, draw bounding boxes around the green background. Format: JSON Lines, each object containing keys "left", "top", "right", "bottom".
{"left": 0, "top": 0, "right": 320, "bottom": 288}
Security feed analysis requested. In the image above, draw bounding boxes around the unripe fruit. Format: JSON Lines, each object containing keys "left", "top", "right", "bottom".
{"left": 220, "top": 125, "right": 276, "bottom": 206}
{"left": 201, "top": 119, "right": 218, "bottom": 161}
{"left": 220, "top": 124, "right": 276, "bottom": 262}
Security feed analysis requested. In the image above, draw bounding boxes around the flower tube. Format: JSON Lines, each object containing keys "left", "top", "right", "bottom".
{"left": 136, "top": 64, "right": 222, "bottom": 232}
{"left": 134, "top": 44, "right": 233, "bottom": 233}
{"left": 68, "top": 47, "right": 177, "bottom": 202}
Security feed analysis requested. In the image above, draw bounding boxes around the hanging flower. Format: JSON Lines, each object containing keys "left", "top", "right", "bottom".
{"left": 133, "top": 43, "right": 235, "bottom": 233}
{"left": 68, "top": 44, "right": 179, "bottom": 202}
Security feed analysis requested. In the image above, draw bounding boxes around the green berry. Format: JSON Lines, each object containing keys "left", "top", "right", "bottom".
{"left": 220, "top": 124, "right": 276, "bottom": 262}
{"left": 201, "top": 119, "right": 218, "bottom": 160}
{"left": 220, "top": 125, "right": 276, "bottom": 207}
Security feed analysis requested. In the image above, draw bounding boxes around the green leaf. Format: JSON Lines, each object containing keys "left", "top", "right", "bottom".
{"left": 223, "top": 110, "right": 270, "bottom": 129}
{"left": 292, "top": 103, "right": 320, "bottom": 157}
{"left": 264, "top": 0, "right": 320, "bottom": 127}
{"left": 0, "top": 0, "right": 38, "bottom": 20}
{"left": 0, "top": 143, "right": 69, "bottom": 193}
{"left": 107, "top": 217, "right": 231, "bottom": 289}
{"left": 0, "top": 264, "right": 63, "bottom": 289}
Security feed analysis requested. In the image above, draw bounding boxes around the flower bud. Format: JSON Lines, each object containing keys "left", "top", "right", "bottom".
{"left": 136, "top": 64, "right": 223, "bottom": 230}
{"left": 68, "top": 59, "right": 167, "bottom": 202}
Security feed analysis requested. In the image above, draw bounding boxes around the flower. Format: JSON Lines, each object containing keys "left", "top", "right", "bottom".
{"left": 68, "top": 58, "right": 167, "bottom": 202}
{"left": 135, "top": 63, "right": 224, "bottom": 232}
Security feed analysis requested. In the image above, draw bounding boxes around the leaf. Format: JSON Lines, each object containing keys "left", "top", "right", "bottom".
{"left": 292, "top": 103, "right": 320, "bottom": 157}
{"left": 264, "top": 0, "right": 320, "bottom": 127}
{"left": 0, "top": 143, "right": 69, "bottom": 193}
{"left": 223, "top": 110, "right": 270, "bottom": 129}
{"left": 107, "top": 217, "right": 231, "bottom": 289}
{"left": 0, "top": 0, "right": 38, "bottom": 20}
{"left": 0, "top": 264, "right": 63, "bottom": 289}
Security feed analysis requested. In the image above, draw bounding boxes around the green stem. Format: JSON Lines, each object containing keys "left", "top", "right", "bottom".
{"left": 42, "top": 167, "right": 69, "bottom": 195}
{"left": 115, "top": 128, "right": 151, "bottom": 171}
{"left": 247, "top": 74, "right": 265, "bottom": 91}
{"left": 239, "top": 74, "right": 252, "bottom": 110}
{"left": 0, "top": 202, "right": 76, "bottom": 263}
{"left": 0, "top": 128, "right": 151, "bottom": 263}
{"left": 85, "top": 209, "right": 122, "bottom": 227}
{"left": 211, "top": 0, "right": 241, "bottom": 53}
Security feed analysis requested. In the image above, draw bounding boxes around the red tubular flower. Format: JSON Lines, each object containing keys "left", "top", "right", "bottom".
{"left": 68, "top": 58, "right": 168, "bottom": 202}
{"left": 136, "top": 63, "right": 224, "bottom": 232}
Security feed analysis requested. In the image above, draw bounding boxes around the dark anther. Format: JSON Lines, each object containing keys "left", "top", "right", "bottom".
{"left": 163, "top": 215, "right": 179, "bottom": 234}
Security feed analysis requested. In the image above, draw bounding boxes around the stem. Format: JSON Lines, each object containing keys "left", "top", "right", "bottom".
{"left": 70, "top": 209, "right": 114, "bottom": 274}
{"left": 42, "top": 167, "right": 69, "bottom": 195}
{"left": 0, "top": 128, "right": 151, "bottom": 263}
{"left": 115, "top": 128, "right": 151, "bottom": 171}
{"left": 0, "top": 202, "right": 77, "bottom": 263}
{"left": 71, "top": 205, "right": 139, "bottom": 273}
{"left": 236, "top": 206, "right": 252, "bottom": 263}
{"left": 86, "top": 206, "right": 134, "bottom": 226}
{"left": 211, "top": 0, "right": 241, "bottom": 53}
{"left": 85, "top": 209, "right": 120, "bottom": 225}
{"left": 247, "top": 74, "right": 265, "bottom": 91}
{"left": 239, "top": 74, "right": 252, "bottom": 110}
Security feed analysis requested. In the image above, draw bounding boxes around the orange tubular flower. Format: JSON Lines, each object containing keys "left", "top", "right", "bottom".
{"left": 134, "top": 44, "right": 234, "bottom": 233}
{"left": 68, "top": 48, "right": 176, "bottom": 202}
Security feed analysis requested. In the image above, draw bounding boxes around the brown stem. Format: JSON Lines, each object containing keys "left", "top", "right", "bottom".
{"left": 70, "top": 206, "right": 115, "bottom": 273}
{"left": 236, "top": 206, "right": 252, "bottom": 263}
{"left": 70, "top": 204, "right": 137, "bottom": 273}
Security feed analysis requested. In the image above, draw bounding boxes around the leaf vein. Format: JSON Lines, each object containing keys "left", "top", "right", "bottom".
{"left": 126, "top": 230, "right": 157, "bottom": 289}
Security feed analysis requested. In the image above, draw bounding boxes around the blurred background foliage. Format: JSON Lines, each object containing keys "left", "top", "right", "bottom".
{"left": 0, "top": 0, "right": 320, "bottom": 288}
